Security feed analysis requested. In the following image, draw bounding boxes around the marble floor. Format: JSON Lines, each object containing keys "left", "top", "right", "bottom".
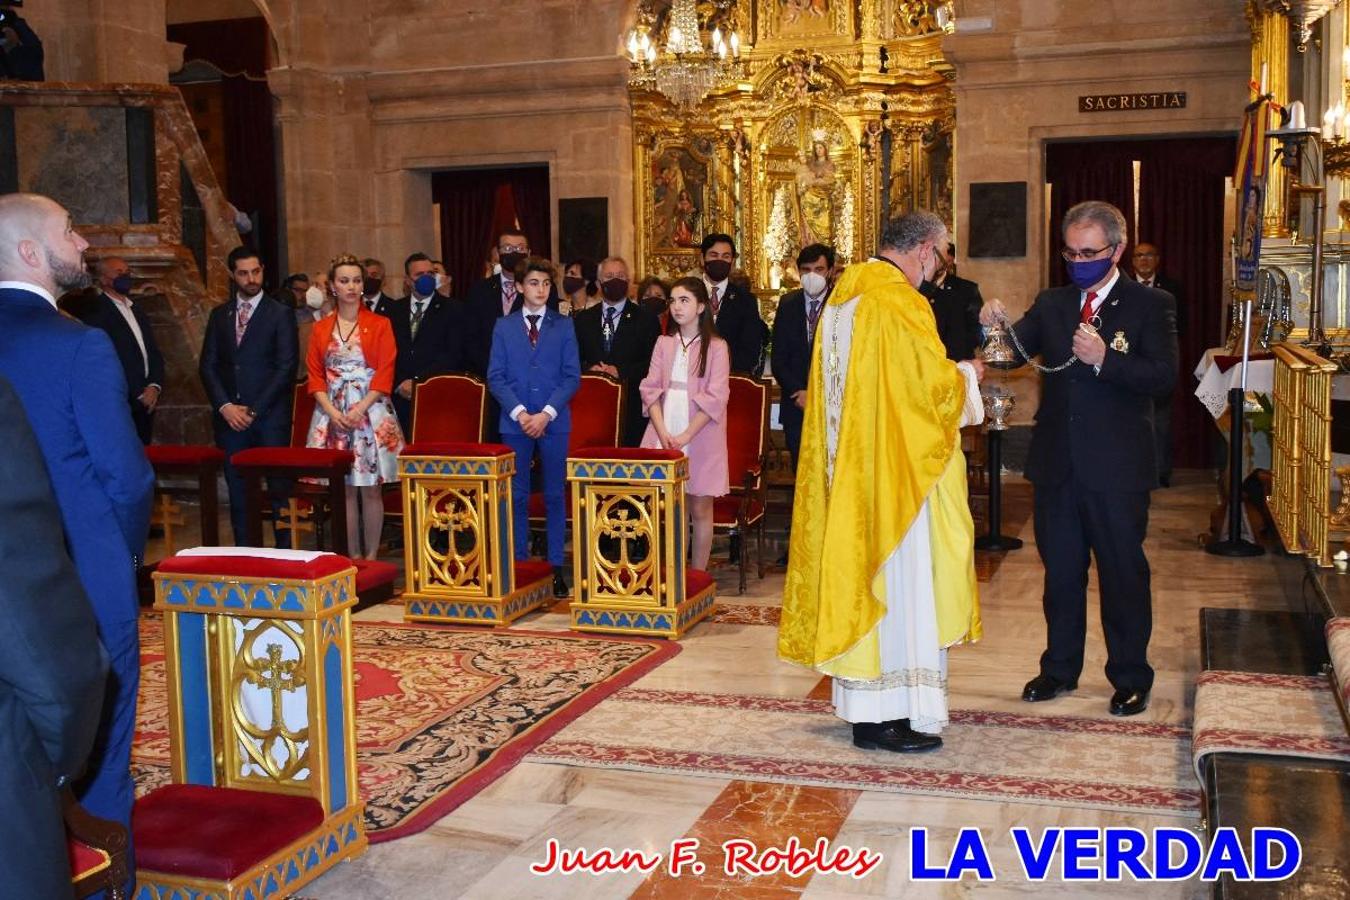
{"left": 147, "top": 472, "right": 1298, "bottom": 898}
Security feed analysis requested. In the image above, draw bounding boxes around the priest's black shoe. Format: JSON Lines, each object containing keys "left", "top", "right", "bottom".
{"left": 1021, "top": 674, "right": 1077, "bottom": 702}
{"left": 1109, "top": 688, "right": 1150, "bottom": 717}
{"left": 552, "top": 567, "right": 570, "bottom": 599}
{"left": 852, "top": 720, "right": 942, "bottom": 754}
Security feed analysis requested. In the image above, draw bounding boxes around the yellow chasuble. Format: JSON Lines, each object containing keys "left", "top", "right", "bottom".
{"left": 778, "top": 259, "right": 982, "bottom": 681}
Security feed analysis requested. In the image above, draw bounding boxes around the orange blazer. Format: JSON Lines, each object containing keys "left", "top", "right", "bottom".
{"left": 306, "top": 307, "right": 397, "bottom": 397}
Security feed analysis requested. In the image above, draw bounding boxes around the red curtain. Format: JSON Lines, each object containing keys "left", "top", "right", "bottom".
{"left": 432, "top": 165, "right": 551, "bottom": 297}
{"left": 1045, "top": 136, "right": 1237, "bottom": 469}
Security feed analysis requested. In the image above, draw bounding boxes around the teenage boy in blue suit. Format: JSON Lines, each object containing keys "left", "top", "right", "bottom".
{"left": 487, "top": 257, "right": 580, "bottom": 597}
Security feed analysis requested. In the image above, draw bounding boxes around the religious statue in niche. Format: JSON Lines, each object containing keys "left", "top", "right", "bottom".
{"left": 795, "top": 131, "right": 839, "bottom": 246}
{"left": 780, "top": 0, "right": 830, "bottom": 26}
{"left": 652, "top": 145, "right": 709, "bottom": 250}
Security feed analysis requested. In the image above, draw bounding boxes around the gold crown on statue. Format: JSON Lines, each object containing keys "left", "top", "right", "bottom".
{"left": 811, "top": 128, "right": 829, "bottom": 144}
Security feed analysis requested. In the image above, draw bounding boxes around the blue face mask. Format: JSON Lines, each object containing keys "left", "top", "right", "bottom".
{"left": 413, "top": 273, "right": 437, "bottom": 297}
{"left": 1064, "top": 253, "right": 1115, "bottom": 291}
{"left": 111, "top": 273, "right": 133, "bottom": 295}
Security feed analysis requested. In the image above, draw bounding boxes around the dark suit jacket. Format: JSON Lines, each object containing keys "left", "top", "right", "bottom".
{"left": 1012, "top": 276, "right": 1177, "bottom": 492}
{"left": 464, "top": 274, "right": 560, "bottom": 376}
{"left": 769, "top": 288, "right": 819, "bottom": 439}
{"left": 365, "top": 291, "right": 397, "bottom": 317}
{"left": 386, "top": 293, "right": 464, "bottom": 386}
{"left": 575, "top": 300, "right": 661, "bottom": 446}
{"left": 199, "top": 293, "right": 300, "bottom": 440}
{"left": 1134, "top": 272, "right": 1184, "bottom": 335}
{"left": 487, "top": 307, "right": 580, "bottom": 436}
{"left": 711, "top": 280, "right": 766, "bottom": 374}
{"left": 0, "top": 287, "right": 155, "bottom": 626}
{"left": 922, "top": 273, "right": 984, "bottom": 361}
{"left": 0, "top": 375, "right": 108, "bottom": 897}
{"left": 78, "top": 292, "right": 166, "bottom": 440}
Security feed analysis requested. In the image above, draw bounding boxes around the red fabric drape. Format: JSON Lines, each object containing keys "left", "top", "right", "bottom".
{"left": 167, "top": 19, "right": 269, "bottom": 78}
{"left": 1138, "top": 138, "right": 1236, "bottom": 469}
{"left": 1045, "top": 136, "right": 1237, "bottom": 469}
{"left": 433, "top": 166, "right": 551, "bottom": 296}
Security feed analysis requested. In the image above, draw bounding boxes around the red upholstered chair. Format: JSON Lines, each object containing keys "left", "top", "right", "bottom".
{"left": 66, "top": 789, "right": 129, "bottom": 899}
{"left": 385, "top": 373, "right": 488, "bottom": 529}
{"left": 144, "top": 444, "right": 226, "bottom": 554}
{"left": 713, "top": 375, "right": 770, "bottom": 594}
{"left": 528, "top": 373, "right": 623, "bottom": 528}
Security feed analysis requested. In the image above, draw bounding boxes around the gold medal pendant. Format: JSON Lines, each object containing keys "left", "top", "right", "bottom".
{"left": 1110, "top": 330, "right": 1130, "bottom": 354}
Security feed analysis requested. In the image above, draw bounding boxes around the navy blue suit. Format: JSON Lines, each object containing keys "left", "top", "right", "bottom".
{"left": 487, "top": 307, "right": 580, "bottom": 566}
{"left": 199, "top": 293, "right": 299, "bottom": 545}
{"left": 0, "top": 285, "right": 154, "bottom": 884}
{"left": 77, "top": 292, "right": 166, "bottom": 444}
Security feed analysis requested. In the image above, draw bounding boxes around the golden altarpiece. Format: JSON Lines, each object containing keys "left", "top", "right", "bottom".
{"left": 629, "top": 0, "right": 956, "bottom": 317}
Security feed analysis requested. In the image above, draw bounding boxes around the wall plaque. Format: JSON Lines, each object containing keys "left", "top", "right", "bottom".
{"left": 1079, "top": 92, "right": 1186, "bottom": 113}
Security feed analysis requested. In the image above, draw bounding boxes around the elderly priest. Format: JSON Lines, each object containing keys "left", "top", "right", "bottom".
{"left": 779, "top": 210, "right": 984, "bottom": 754}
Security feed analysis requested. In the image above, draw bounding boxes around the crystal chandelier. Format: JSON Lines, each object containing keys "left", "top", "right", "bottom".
{"left": 626, "top": 0, "right": 745, "bottom": 109}
{"left": 1261, "top": 0, "right": 1344, "bottom": 52}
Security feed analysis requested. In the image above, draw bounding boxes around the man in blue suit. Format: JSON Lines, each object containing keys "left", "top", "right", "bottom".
{"left": 487, "top": 257, "right": 580, "bottom": 597}
{"left": 0, "top": 192, "right": 154, "bottom": 888}
{"left": 199, "top": 246, "right": 299, "bottom": 546}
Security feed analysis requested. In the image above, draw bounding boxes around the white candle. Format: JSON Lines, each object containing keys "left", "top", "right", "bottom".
{"left": 1260, "top": 62, "right": 1268, "bottom": 95}
{"left": 1290, "top": 100, "right": 1306, "bottom": 129}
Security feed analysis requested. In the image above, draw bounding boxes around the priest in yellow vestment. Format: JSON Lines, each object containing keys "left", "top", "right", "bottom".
{"left": 778, "top": 210, "right": 983, "bottom": 753}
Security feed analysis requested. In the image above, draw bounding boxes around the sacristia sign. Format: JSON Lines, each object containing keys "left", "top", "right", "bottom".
{"left": 1078, "top": 92, "right": 1186, "bottom": 113}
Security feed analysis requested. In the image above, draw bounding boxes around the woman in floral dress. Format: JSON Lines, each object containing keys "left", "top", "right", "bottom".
{"left": 305, "top": 253, "right": 404, "bottom": 558}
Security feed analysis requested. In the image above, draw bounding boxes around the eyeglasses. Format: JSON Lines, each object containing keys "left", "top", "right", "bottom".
{"left": 499, "top": 244, "right": 528, "bottom": 254}
{"left": 1061, "top": 244, "right": 1116, "bottom": 262}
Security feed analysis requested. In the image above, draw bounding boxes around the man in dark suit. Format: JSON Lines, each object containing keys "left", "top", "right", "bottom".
{"left": 1131, "top": 243, "right": 1183, "bottom": 488}
{"left": 772, "top": 243, "right": 834, "bottom": 471}
{"left": 386, "top": 252, "right": 464, "bottom": 434}
{"left": 920, "top": 243, "right": 985, "bottom": 362}
{"left": 361, "top": 257, "right": 396, "bottom": 315}
{"left": 0, "top": 374, "right": 109, "bottom": 897}
{"left": 0, "top": 193, "right": 155, "bottom": 888}
{"left": 700, "top": 233, "right": 765, "bottom": 374}
{"left": 199, "top": 246, "right": 299, "bottom": 547}
{"left": 980, "top": 201, "right": 1177, "bottom": 718}
{"left": 76, "top": 256, "right": 166, "bottom": 444}
{"left": 487, "top": 257, "right": 580, "bottom": 597}
{"left": 575, "top": 255, "right": 660, "bottom": 447}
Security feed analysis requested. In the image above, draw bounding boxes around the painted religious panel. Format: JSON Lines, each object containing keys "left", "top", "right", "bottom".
{"left": 651, "top": 142, "right": 711, "bottom": 251}
{"left": 759, "top": 0, "right": 850, "bottom": 43}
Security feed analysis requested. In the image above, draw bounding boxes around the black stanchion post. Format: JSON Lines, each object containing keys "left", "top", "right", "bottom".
{"left": 974, "top": 427, "right": 1023, "bottom": 552}
{"left": 1206, "top": 385, "right": 1264, "bottom": 557}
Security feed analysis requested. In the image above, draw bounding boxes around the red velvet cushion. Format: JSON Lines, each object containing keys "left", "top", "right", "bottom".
{"left": 515, "top": 559, "right": 555, "bottom": 585}
{"left": 569, "top": 376, "right": 622, "bottom": 451}
{"left": 290, "top": 386, "right": 317, "bottom": 448}
{"left": 411, "top": 376, "right": 486, "bottom": 443}
{"left": 401, "top": 442, "right": 512, "bottom": 458}
{"left": 145, "top": 445, "right": 227, "bottom": 467}
{"left": 726, "top": 377, "right": 767, "bottom": 481}
{"left": 353, "top": 558, "right": 399, "bottom": 593}
{"left": 712, "top": 496, "right": 765, "bottom": 528}
{"left": 67, "top": 837, "right": 110, "bottom": 880}
{"left": 156, "top": 553, "right": 354, "bottom": 581}
{"left": 686, "top": 568, "right": 714, "bottom": 596}
{"left": 134, "top": 784, "right": 325, "bottom": 880}
{"left": 382, "top": 485, "right": 404, "bottom": 514}
{"left": 232, "top": 447, "right": 354, "bottom": 469}
{"left": 572, "top": 447, "right": 684, "bottom": 461}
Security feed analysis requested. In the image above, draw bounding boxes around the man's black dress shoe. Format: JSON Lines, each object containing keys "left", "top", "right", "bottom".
{"left": 552, "top": 568, "right": 570, "bottom": 599}
{"left": 1021, "top": 674, "right": 1077, "bottom": 702}
{"left": 1109, "top": 688, "right": 1149, "bottom": 717}
{"left": 852, "top": 719, "right": 942, "bottom": 753}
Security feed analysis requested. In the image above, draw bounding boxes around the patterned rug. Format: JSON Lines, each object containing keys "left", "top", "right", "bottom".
{"left": 132, "top": 616, "right": 679, "bottom": 843}
{"left": 1192, "top": 669, "right": 1350, "bottom": 780}
{"left": 527, "top": 688, "right": 1200, "bottom": 816}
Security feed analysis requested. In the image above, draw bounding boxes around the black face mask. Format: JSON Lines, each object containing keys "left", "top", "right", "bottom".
{"left": 600, "top": 279, "right": 630, "bottom": 303}
{"left": 363, "top": 277, "right": 382, "bottom": 296}
{"left": 563, "top": 276, "right": 586, "bottom": 295}
{"left": 499, "top": 252, "right": 527, "bottom": 276}
{"left": 704, "top": 259, "right": 733, "bottom": 282}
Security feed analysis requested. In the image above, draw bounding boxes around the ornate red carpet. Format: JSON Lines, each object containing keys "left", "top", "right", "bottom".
{"left": 527, "top": 688, "right": 1201, "bottom": 816}
{"left": 132, "top": 616, "right": 679, "bottom": 842}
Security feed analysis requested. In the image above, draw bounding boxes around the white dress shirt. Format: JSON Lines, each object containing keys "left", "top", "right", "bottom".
{"left": 107, "top": 291, "right": 153, "bottom": 380}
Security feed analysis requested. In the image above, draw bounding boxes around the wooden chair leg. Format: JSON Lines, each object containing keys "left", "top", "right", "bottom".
{"left": 757, "top": 515, "right": 766, "bottom": 579}
{"left": 737, "top": 522, "right": 747, "bottom": 595}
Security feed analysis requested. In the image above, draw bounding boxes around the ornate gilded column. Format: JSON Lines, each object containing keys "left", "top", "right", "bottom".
{"left": 1250, "top": 1, "right": 1291, "bottom": 237}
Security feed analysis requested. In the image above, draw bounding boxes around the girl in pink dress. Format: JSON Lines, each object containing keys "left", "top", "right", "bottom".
{"left": 639, "top": 276, "right": 730, "bottom": 570}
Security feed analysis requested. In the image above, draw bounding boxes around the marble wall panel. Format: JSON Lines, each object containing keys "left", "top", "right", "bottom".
{"left": 16, "top": 107, "right": 130, "bottom": 224}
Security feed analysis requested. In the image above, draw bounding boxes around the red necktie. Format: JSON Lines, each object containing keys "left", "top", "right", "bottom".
{"left": 1079, "top": 291, "right": 1098, "bottom": 326}
{"left": 527, "top": 314, "right": 540, "bottom": 347}
{"left": 710, "top": 286, "right": 721, "bottom": 318}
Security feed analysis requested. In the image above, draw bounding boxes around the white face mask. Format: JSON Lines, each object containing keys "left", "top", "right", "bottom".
{"left": 434, "top": 272, "right": 446, "bottom": 289}
{"left": 305, "top": 285, "right": 325, "bottom": 309}
{"left": 801, "top": 271, "right": 828, "bottom": 298}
